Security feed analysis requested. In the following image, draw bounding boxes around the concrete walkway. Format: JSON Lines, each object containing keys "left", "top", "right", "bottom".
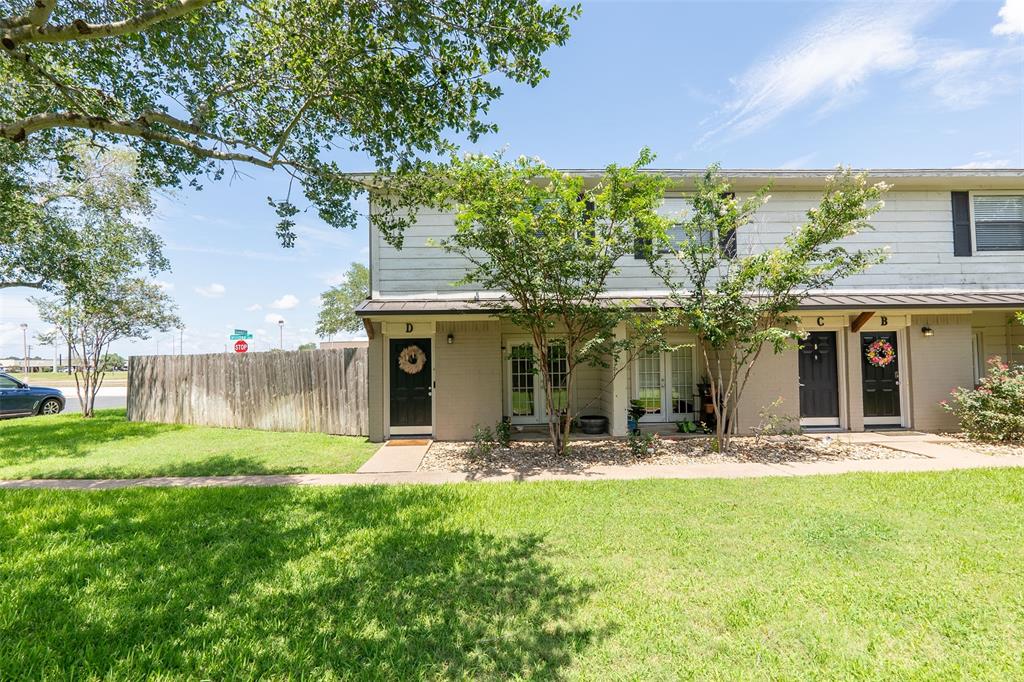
{"left": 0, "top": 436, "right": 1022, "bottom": 490}
{"left": 356, "top": 439, "right": 431, "bottom": 473}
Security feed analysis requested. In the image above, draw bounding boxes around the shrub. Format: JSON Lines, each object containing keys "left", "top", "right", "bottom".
{"left": 942, "top": 358, "right": 1024, "bottom": 441}
{"left": 627, "top": 431, "right": 658, "bottom": 458}
{"left": 495, "top": 419, "right": 512, "bottom": 448}
{"left": 470, "top": 424, "right": 495, "bottom": 458}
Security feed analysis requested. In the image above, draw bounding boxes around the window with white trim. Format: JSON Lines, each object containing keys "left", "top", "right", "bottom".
{"left": 974, "top": 195, "right": 1024, "bottom": 251}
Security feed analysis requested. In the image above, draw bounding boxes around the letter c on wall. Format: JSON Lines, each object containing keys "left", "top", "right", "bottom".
{"left": 816, "top": 316, "right": 825, "bottom": 326}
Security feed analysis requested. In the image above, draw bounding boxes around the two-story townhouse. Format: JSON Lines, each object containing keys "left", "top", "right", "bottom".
{"left": 356, "top": 169, "right": 1024, "bottom": 442}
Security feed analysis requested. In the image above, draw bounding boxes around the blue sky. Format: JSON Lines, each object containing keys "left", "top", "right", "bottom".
{"left": 2, "top": 0, "right": 1022, "bottom": 360}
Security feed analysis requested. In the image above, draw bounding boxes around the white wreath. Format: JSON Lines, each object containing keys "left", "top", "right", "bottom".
{"left": 398, "top": 345, "right": 427, "bottom": 374}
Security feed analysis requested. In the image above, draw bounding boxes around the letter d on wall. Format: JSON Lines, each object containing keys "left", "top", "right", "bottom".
{"left": 405, "top": 323, "right": 413, "bottom": 333}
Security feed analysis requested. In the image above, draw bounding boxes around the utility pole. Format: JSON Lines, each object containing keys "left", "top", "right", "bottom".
{"left": 19, "top": 323, "right": 27, "bottom": 375}
{"left": 179, "top": 327, "right": 184, "bottom": 355}
{"left": 278, "top": 319, "right": 284, "bottom": 350}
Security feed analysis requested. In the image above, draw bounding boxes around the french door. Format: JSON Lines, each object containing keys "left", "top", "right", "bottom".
{"left": 634, "top": 346, "right": 697, "bottom": 423}
{"left": 507, "top": 341, "right": 568, "bottom": 424}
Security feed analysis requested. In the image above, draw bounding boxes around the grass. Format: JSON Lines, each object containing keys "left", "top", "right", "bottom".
{"left": 0, "top": 409, "right": 378, "bottom": 479}
{"left": 9, "top": 370, "right": 128, "bottom": 385}
{"left": 0, "top": 469, "right": 1022, "bottom": 678}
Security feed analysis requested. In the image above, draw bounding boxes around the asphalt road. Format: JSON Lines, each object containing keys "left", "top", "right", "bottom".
{"left": 48, "top": 386, "right": 128, "bottom": 415}
{"left": 62, "top": 394, "right": 128, "bottom": 414}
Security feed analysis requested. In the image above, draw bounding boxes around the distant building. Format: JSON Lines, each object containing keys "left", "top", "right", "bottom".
{"left": 319, "top": 341, "right": 369, "bottom": 350}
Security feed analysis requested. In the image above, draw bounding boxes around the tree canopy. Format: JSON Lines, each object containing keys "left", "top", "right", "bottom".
{"left": 316, "top": 262, "right": 369, "bottom": 338}
{"left": 648, "top": 166, "right": 889, "bottom": 450}
{"left": 1, "top": 0, "right": 579, "bottom": 245}
{"left": 1, "top": 142, "right": 163, "bottom": 290}
{"left": 432, "top": 149, "right": 671, "bottom": 454}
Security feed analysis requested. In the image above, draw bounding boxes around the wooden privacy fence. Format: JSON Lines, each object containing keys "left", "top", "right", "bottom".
{"left": 127, "top": 348, "right": 368, "bottom": 435}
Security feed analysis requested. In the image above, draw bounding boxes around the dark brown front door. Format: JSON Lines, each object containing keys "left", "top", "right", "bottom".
{"left": 861, "top": 331, "right": 901, "bottom": 422}
{"left": 390, "top": 338, "right": 432, "bottom": 430}
{"left": 799, "top": 331, "right": 840, "bottom": 423}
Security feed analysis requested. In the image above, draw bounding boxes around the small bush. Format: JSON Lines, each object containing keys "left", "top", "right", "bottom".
{"left": 627, "top": 431, "right": 657, "bottom": 458}
{"left": 495, "top": 419, "right": 512, "bottom": 448}
{"left": 942, "top": 358, "right": 1024, "bottom": 441}
{"left": 470, "top": 424, "right": 495, "bottom": 458}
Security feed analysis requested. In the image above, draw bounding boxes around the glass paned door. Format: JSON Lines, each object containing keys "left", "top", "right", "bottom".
{"left": 634, "top": 346, "right": 697, "bottom": 422}
{"left": 667, "top": 345, "right": 696, "bottom": 420}
{"left": 636, "top": 350, "right": 663, "bottom": 421}
{"left": 509, "top": 344, "right": 536, "bottom": 422}
{"left": 546, "top": 343, "right": 569, "bottom": 413}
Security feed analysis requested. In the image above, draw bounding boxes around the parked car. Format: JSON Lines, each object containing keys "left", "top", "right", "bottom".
{"left": 0, "top": 372, "right": 64, "bottom": 418}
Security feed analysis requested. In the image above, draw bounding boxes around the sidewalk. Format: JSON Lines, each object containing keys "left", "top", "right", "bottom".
{"left": 1, "top": 437, "right": 1022, "bottom": 490}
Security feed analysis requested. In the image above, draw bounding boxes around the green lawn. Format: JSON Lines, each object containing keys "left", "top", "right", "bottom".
{"left": 1, "top": 470, "right": 1022, "bottom": 678}
{"left": 9, "top": 370, "right": 128, "bottom": 385}
{"left": 0, "top": 409, "right": 377, "bottom": 479}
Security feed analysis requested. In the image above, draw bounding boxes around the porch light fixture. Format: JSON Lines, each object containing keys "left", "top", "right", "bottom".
{"left": 921, "top": 326, "right": 934, "bottom": 337}
{"left": 447, "top": 333, "right": 454, "bottom": 344}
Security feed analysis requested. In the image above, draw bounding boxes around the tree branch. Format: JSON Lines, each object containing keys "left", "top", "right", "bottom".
{"left": 27, "top": 0, "right": 56, "bottom": 28}
{"left": 0, "top": 279, "right": 46, "bottom": 289}
{"left": 1, "top": 111, "right": 275, "bottom": 167}
{"left": 2, "top": 0, "right": 217, "bottom": 47}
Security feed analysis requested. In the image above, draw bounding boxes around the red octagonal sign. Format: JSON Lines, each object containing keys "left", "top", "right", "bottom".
{"left": 234, "top": 340, "right": 248, "bottom": 353}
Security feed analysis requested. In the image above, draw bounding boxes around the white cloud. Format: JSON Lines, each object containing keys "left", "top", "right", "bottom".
{"left": 245, "top": 303, "right": 263, "bottom": 312}
{"left": 955, "top": 152, "right": 1012, "bottom": 169}
{"left": 264, "top": 313, "right": 286, "bottom": 325}
{"left": 915, "top": 45, "right": 1022, "bottom": 110}
{"left": 152, "top": 279, "right": 175, "bottom": 292}
{"left": 955, "top": 160, "right": 1011, "bottom": 169}
{"left": 993, "top": 0, "right": 1024, "bottom": 35}
{"left": 779, "top": 153, "right": 817, "bottom": 170}
{"left": 699, "top": 3, "right": 929, "bottom": 144}
{"left": 270, "top": 294, "right": 299, "bottom": 310}
{"left": 195, "top": 283, "right": 226, "bottom": 298}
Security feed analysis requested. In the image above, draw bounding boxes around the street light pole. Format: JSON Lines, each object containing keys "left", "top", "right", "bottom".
{"left": 278, "top": 319, "right": 284, "bottom": 350}
{"left": 19, "top": 323, "right": 27, "bottom": 375}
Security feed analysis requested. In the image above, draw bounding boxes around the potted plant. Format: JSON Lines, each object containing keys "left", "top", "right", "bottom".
{"left": 627, "top": 399, "right": 646, "bottom": 434}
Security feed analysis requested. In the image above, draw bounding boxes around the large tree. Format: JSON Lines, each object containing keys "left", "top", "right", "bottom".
{"left": 317, "top": 262, "right": 369, "bottom": 338}
{"left": 1, "top": 142, "right": 162, "bottom": 290}
{"left": 647, "top": 167, "right": 889, "bottom": 452}
{"left": 432, "top": 149, "right": 671, "bottom": 455}
{"left": 1, "top": 0, "right": 578, "bottom": 245}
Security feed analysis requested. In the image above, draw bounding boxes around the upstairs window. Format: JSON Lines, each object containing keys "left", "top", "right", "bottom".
{"left": 974, "top": 195, "right": 1024, "bottom": 252}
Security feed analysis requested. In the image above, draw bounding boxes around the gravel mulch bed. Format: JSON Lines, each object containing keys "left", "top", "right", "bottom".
{"left": 941, "top": 435, "right": 1024, "bottom": 457}
{"left": 419, "top": 435, "right": 909, "bottom": 475}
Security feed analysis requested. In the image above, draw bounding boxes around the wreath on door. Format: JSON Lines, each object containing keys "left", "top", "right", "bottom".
{"left": 398, "top": 344, "right": 427, "bottom": 374}
{"left": 866, "top": 339, "right": 895, "bottom": 368}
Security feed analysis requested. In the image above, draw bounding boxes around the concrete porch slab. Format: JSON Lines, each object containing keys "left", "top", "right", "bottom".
{"left": 357, "top": 441, "right": 431, "bottom": 473}
{"left": 805, "top": 431, "right": 957, "bottom": 444}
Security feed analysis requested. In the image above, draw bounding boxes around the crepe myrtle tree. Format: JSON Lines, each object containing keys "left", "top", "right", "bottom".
{"left": 36, "top": 279, "right": 180, "bottom": 417}
{"left": 431, "top": 148, "right": 672, "bottom": 455}
{"left": 1, "top": 0, "right": 578, "bottom": 247}
{"left": 646, "top": 166, "right": 889, "bottom": 452}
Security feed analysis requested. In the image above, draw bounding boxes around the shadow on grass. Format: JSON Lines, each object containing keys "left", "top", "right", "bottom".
{"left": 0, "top": 485, "right": 600, "bottom": 678}
{"left": 0, "top": 409, "right": 183, "bottom": 464}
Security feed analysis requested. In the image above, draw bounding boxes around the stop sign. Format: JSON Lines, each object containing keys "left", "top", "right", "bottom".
{"left": 234, "top": 340, "right": 248, "bottom": 353}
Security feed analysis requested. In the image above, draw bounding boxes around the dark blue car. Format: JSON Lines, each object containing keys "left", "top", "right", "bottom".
{"left": 0, "top": 372, "right": 65, "bottom": 418}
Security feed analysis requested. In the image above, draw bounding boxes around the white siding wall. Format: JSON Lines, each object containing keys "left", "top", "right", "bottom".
{"left": 374, "top": 191, "right": 1024, "bottom": 297}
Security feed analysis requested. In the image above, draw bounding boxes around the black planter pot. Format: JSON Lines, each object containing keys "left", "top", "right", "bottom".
{"left": 578, "top": 415, "right": 608, "bottom": 435}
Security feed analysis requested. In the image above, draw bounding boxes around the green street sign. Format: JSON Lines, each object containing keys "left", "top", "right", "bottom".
{"left": 229, "top": 333, "right": 254, "bottom": 340}
{"left": 233, "top": 328, "right": 248, "bottom": 335}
